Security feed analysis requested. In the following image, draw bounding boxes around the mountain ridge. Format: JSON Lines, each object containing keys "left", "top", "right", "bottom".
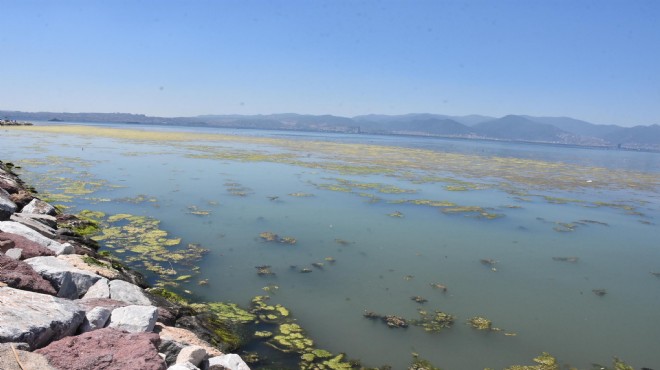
{"left": 2, "top": 110, "right": 658, "bottom": 151}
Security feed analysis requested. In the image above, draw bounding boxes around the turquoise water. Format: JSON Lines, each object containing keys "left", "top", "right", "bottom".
{"left": 2, "top": 124, "right": 659, "bottom": 369}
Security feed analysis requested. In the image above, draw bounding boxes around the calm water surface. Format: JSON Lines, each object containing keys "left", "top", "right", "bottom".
{"left": 2, "top": 124, "right": 659, "bottom": 369}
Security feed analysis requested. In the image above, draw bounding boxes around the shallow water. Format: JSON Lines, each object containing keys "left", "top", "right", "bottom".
{"left": 2, "top": 124, "right": 659, "bottom": 369}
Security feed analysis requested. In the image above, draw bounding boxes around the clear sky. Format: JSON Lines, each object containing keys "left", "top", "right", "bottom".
{"left": 1, "top": 0, "right": 659, "bottom": 126}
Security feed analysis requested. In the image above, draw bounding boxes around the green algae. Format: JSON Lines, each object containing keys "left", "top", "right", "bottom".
{"left": 259, "top": 231, "right": 297, "bottom": 245}
{"left": 191, "top": 302, "right": 257, "bottom": 325}
{"left": 412, "top": 309, "right": 455, "bottom": 333}
{"left": 502, "top": 352, "right": 559, "bottom": 370}
{"left": 147, "top": 287, "right": 189, "bottom": 305}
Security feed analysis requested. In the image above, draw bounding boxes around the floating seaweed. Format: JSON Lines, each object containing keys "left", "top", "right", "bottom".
{"left": 429, "top": 283, "right": 447, "bottom": 292}
{"left": 311, "top": 262, "right": 325, "bottom": 269}
{"left": 592, "top": 289, "right": 607, "bottom": 297}
{"left": 187, "top": 205, "right": 211, "bottom": 216}
{"left": 403, "top": 275, "right": 414, "bottom": 281}
{"left": 289, "top": 192, "right": 314, "bottom": 197}
{"left": 256, "top": 265, "right": 275, "bottom": 276}
{"left": 412, "top": 309, "right": 455, "bottom": 333}
{"left": 324, "top": 257, "right": 336, "bottom": 264}
{"left": 480, "top": 258, "right": 498, "bottom": 272}
{"left": 388, "top": 211, "right": 404, "bottom": 218}
{"left": 382, "top": 315, "right": 408, "bottom": 329}
{"left": 410, "top": 296, "right": 428, "bottom": 304}
{"left": 552, "top": 256, "right": 579, "bottom": 263}
{"left": 300, "top": 268, "right": 313, "bottom": 273}
{"left": 259, "top": 232, "right": 297, "bottom": 245}
{"left": 334, "top": 238, "right": 353, "bottom": 246}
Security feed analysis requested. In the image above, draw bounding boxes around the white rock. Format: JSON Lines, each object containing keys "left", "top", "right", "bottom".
{"left": 107, "top": 305, "right": 158, "bottom": 333}
{"left": 79, "top": 306, "right": 112, "bottom": 333}
{"left": 83, "top": 277, "right": 110, "bottom": 299}
{"left": 109, "top": 279, "right": 152, "bottom": 305}
{"left": 176, "top": 345, "right": 207, "bottom": 367}
{"left": 0, "top": 287, "right": 85, "bottom": 349}
{"left": 10, "top": 213, "right": 57, "bottom": 239}
{"left": 168, "top": 363, "right": 200, "bottom": 370}
{"left": 4, "top": 247, "right": 22, "bottom": 260}
{"left": 24, "top": 256, "right": 101, "bottom": 298}
{"left": 207, "top": 354, "right": 250, "bottom": 370}
{"left": 0, "top": 221, "right": 70, "bottom": 255}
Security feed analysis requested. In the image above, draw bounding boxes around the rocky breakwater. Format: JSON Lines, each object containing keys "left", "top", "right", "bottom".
{"left": 0, "top": 160, "right": 250, "bottom": 370}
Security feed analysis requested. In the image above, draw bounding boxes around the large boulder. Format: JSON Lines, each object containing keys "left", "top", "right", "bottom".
{"left": 155, "top": 324, "right": 222, "bottom": 360}
{"left": 9, "top": 213, "right": 58, "bottom": 239}
{"left": 36, "top": 327, "right": 167, "bottom": 370}
{"left": 0, "top": 231, "right": 56, "bottom": 259}
{"left": 0, "top": 171, "right": 21, "bottom": 193}
{"left": 107, "top": 305, "right": 158, "bottom": 333}
{"left": 24, "top": 256, "right": 101, "bottom": 298}
{"left": 176, "top": 345, "right": 207, "bottom": 367}
{"left": 0, "top": 287, "right": 85, "bottom": 349}
{"left": 207, "top": 354, "right": 250, "bottom": 370}
{"left": 0, "top": 343, "right": 57, "bottom": 370}
{"left": 21, "top": 198, "right": 57, "bottom": 216}
{"left": 0, "top": 255, "right": 57, "bottom": 295}
{"left": 0, "top": 188, "right": 17, "bottom": 221}
{"left": 109, "top": 279, "right": 152, "bottom": 305}
{"left": 0, "top": 221, "right": 72, "bottom": 255}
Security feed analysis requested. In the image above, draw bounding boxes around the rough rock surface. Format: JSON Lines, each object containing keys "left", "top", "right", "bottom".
{"left": 16, "top": 212, "right": 58, "bottom": 228}
{"left": 156, "top": 325, "right": 222, "bottom": 358}
{"left": 0, "top": 231, "right": 56, "bottom": 259}
{"left": 0, "top": 343, "right": 57, "bottom": 370}
{"left": 0, "top": 170, "right": 21, "bottom": 193}
{"left": 36, "top": 327, "right": 167, "bottom": 370}
{"left": 0, "top": 254, "right": 57, "bottom": 295}
{"left": 0, "top": 287, "right": 85, "bottom": 349}
{"left": 21, "top": 198, "right": 57, "bottom": 216}
{"left": 176, "top": 345, "right": 207, "bottom": 367}
{"left": 24, "top": 256, "right": 101, "bottom": 298}
{"left": 0, "top": 221, "right": 71, "bottom": 255}
{"left": 83, "top": 277, "right": 111, "bottom": 299}
{"left": 59, "top": 253, "right": 123, "bottom": 280}
{"left": 168, "top": 363, "right": 199, "bottom": 370}
{"left": 10, "top": 213, "right": 58, "bottom": 239}
{"left": 109, "top": 278, "right": 152, "bottom": 305}
{"left": 9, "top": 190, "right": 35, "bottom": 209}
{"left": 0, "top": 188, "right": 17, "bottom": 220}
{"left": 108, "top": 304, "right": 159, "bottom": 333}
{"left": 207, "top": 354, "right": 250, "bottom": 370}
{"left": 80, "top": 306, "right": 112, "bottom": 333}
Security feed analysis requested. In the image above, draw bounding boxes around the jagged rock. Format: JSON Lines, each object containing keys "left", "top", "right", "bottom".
{"left": 79, "top": 306, "right": 112, "bottom": 333}
{"left": 36, "top": 327, "right": 167, "bottom": 370}
{"left": 176, "top": 345, "right": 207, "bottom": 367}
{"left": 0, "top": 232, "right": 56, "bottom": 259}
{"left": 0, "top": 255, "right": 57, "bottom": 295}
{"left": 0, "top": 221, "right": 71, "bottom": 255}
{"left": 21, "top": 198, "right": 57, "bottom": 216}
{"left": 9, "top": 213, "right": 58, "bottom": 239}
{"left": 0, "top": 172, "right": 21, "bottom": 193}
{"left": 155, "top": 324, "right": 222, "bottom": 358}
{"left": 4, "top": 248, "right": 22, "bottom": 260}
{"left": 168, "top": 363, "right": 199, "bottom": 370}
{"left": 108, "top": 305, "right": 158, "bottom": 333}
{"left": 0, "top": 287, "right": 85, "bottom": 349}
{"left": 207, "top": 354, "right": 250, "bottom": 370}
{"left": 24, "top": 256, "right": 101, "bottom": 298}
{"left": 0, "top": 343, "right": 57, "bottom": 370}
{"left": 109, "top": 278, "right": 152, "bottom": 305}
{"left": 59, "top": 254, "right": 123, "bottom": 280}
{"left": 159, "top": 337, "right": 185, "bottom": 365}
{"left": 83, "top": 277, "right": 111, "bottom": 299}
{"left": 0, "top": 188, "right": 17, "bottom": 220}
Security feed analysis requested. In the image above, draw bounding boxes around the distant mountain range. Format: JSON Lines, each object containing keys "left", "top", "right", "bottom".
{"left": 2, "top": 110, "right": 659, "bottom": 151}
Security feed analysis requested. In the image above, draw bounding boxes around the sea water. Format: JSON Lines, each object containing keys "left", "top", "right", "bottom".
{"left": 1, "top": 123, "right": 659, "bottom": 369}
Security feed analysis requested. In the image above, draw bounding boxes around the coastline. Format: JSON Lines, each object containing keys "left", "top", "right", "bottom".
{"left": 0, "top": 159, "right": 250, "bottom": 370}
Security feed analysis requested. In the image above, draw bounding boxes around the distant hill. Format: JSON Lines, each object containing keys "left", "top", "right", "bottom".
{"left": 1, "top": 109, "right": 658, "bottom": 151}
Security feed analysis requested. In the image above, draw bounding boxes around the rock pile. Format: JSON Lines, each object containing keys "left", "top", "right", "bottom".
{"left": 0, "top": 160, "right": 250, "bottom": 370}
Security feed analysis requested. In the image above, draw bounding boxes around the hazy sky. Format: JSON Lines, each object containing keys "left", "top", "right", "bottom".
{"left": 2, "top": 1, "right": 659, "bottom": 126}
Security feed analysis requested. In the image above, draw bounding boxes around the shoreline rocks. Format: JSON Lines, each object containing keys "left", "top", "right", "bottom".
{"left": 0, "top": 160, "right": 250, "bottom": 370}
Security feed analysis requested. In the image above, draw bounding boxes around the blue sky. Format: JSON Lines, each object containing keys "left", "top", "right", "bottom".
{"left": 1, "top": 0, "right": 659, "bottom": 126}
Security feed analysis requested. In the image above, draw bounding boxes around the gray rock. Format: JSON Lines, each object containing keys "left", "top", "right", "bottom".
{"left": 0, "top": 221, "right": 70, "bottom": 255}
{"left": 168, "top": 363, "right": 200, "bottom": 370}
{"left": 9, "top": 213, "right": 58, "bottom": 239}
{"left": 109, "top": 279, "right": 152, "bottom": 305}
{"left": 0, "top": 287, "right": 85, "bottom": 349}
{"left": 108, "top": 305, "right": 158, "bottom": 333}
{"left": 24, "top": 256, "right": 102, "bottom": 298}
{"left": 207, "top": 354, "right": 250, "bottom": 370}
{"left": 176, "top": 345, "right": 207, "bottom": 367}
{"left": 79, "top": 306, "right": 112, "bottom": 333}
{"left": 4, "top": 248, "right": 22, "bottom": 260}
{"left": 21, "top": 198, "right": 57, "bottom": 216}
{"left": 0, "top": 188, "right": 17, "bottom": 221}
{"left": 0, "top": 343, "right": 58, "bottom": 370}
{"left": 17, "top": 213, "right": 58, "bottom": 228}
{"left": 83, "top": 277, "right": 110, "bottom": 299}
{"left": 158, "top": 337, "right": 184, "bottom": 365}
